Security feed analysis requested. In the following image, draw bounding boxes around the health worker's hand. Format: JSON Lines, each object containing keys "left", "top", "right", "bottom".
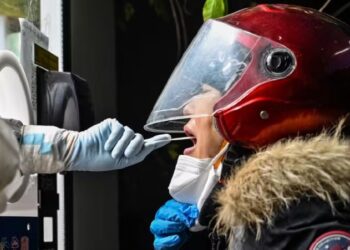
{"left": 69, "top": 118, "right": 170, "bottom": 171}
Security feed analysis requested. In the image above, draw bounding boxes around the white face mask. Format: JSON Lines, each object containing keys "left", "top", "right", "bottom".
{"left": 168, "top": 143, "right": 229, "bottom": 206}
{"left": 168, "top": 155, "right": 213, "bottom": 204}
{"left": 168, "top": 144, "right": 229, "bottom": 232}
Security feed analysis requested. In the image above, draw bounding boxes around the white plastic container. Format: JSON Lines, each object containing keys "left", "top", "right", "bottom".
{"left": 0, "top": 50, "right": 37, "bottom": 217}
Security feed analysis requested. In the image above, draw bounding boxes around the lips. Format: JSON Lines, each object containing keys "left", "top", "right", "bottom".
{"left": 183, "top": 126, "right": 197, "bottom": 155}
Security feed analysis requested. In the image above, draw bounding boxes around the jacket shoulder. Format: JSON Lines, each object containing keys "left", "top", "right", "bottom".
{"left": 243, "top": 197, "right": 350, "bottom": 249}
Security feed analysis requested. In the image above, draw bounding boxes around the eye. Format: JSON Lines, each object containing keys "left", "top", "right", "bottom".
{"left": 264, "top": 48, "right": 295, "bottom": 77}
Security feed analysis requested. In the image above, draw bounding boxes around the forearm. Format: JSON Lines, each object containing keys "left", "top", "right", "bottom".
{"left": 20, "top": 124, "right": 78, "bottom": 174}
{"left": 5, "top": 118, "right": 170, "bottom": 174}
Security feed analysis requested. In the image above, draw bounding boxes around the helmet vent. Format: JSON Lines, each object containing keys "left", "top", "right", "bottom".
{"left": 264, "top": 48, "right": 295, "bottom": 77}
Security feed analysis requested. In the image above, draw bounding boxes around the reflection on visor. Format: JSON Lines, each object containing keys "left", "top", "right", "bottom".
{"left": 145, "top": 20, "right": 256, "bottom": 133}
{"left": 185, "top": 42, "right": 250, "bottom": 94}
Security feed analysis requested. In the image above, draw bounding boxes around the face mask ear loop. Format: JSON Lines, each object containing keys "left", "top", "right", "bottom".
{"left": 212, "top": 141, "right": 229, "bottom": 169}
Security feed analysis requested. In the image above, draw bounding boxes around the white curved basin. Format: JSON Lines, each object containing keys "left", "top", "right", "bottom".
{"left": 0, "top": 50, "right": 34, "bottom": 125}
{"left": 0, "top": 50, "right": 36, "bottom": 216}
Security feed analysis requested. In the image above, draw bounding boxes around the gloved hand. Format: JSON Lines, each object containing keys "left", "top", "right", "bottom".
{"left": 150, "top": 199, "right": 199, "bottom": 250}
{"left": 68, "top": 118, "right": 171, "bottom": 171}
{"left": 19, "top": 118, "right": 171, "bottom": 173}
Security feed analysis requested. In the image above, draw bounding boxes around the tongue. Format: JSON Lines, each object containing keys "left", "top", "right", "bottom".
{"left": 183, "top": 145, "right": 195, "bottom": 155}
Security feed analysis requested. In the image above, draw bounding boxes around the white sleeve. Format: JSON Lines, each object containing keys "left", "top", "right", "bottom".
{"left": 0, "top": 118, "right": 24, "bottom": 212}
{"left": 20, "top": 124, "right": 78, "bottom": 174}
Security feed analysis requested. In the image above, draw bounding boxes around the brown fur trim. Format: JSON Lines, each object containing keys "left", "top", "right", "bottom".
{"left": 215, "top": 123, "right": 350, "bottom": 241}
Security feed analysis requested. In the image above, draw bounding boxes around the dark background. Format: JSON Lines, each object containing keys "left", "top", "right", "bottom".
{"left": 63, "top": 0, "right": 350, "bottom": 249}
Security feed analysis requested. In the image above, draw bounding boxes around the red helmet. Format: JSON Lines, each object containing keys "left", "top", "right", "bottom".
{"left": 213, "top": 4, "right": 350, "bottom": 147}
{"left": 145, "top": 4, "right": 350, "bottom": 148}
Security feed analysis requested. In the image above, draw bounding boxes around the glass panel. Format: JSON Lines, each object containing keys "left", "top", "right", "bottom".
{"left": 0, "top": 0, "right": 40, "bottom": 28}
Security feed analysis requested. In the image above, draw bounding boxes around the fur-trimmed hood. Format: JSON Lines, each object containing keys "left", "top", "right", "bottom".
{"left": 215, "top": 128, "right": 350, "bottom": 242}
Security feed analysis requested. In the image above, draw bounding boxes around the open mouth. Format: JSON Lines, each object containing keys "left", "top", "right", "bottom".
{"left": 183, "top": 127, "right": 197, "bottom": 155}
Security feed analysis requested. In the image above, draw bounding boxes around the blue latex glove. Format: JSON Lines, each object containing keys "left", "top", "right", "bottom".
{"left": 68, "top": 118, "right": 171, "bottom": 171}
{"left": 150, "top": 199, "right": 199, "bottom": 250}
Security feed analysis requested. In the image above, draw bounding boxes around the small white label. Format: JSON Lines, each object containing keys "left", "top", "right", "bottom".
{"left": 43, "top": 217, "right": 53, "bottom": 242}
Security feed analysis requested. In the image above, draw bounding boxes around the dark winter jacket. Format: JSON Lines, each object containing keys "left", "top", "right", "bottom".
{"left": 207, "top": 129, "right": 350, "bottom": 249}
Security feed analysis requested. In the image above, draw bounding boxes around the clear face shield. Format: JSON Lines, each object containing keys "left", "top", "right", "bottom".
{"left": 144, "top": 20, "right": 295, "bottom": 135}
{"left": 145, "top": 20, "right": 254, "bottom": 133}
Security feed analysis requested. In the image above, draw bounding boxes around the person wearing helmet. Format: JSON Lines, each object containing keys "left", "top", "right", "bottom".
{"left": 147, "top": 4, "right": 350, "bottom": 249}
{"left": 0, "top": 117, "right": 170, "bottom": 213}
